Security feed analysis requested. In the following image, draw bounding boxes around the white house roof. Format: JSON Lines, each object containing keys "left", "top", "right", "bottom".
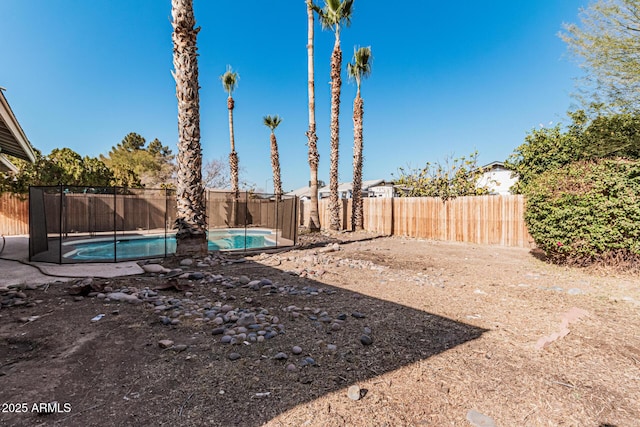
{"left": 286, "top": 179, "right": 388, "bottom": 198}
{"left": 477, "top": 161, "right": 511, "bottom": 171}
{"left": 318, "top": 179, "right": 387, "bottom": 194}
{"left": 286, "top": 186, "right": 313, "bottom": 198}
{"left": 0, "top": 88, "right": 36, "bottom": 171}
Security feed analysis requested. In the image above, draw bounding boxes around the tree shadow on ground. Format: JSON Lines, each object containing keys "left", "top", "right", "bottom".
{"left": 0, "top": 257, "right": 487, "bottom": 427}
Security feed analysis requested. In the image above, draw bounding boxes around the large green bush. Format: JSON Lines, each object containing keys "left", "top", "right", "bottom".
{"left": 525, "top": 159, "right": 640, "bottom": 266}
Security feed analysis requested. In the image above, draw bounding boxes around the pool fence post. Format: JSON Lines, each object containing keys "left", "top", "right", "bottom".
{"left": 113, "top": 186, "right": 117, "bottom": 262}
{"left": 58, "top": 185, "right": 63, "bottom": 264}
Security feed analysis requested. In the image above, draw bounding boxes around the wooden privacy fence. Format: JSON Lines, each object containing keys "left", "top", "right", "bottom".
{"left": 300, "top": 195, "right": 534, "bottom": 248}
{"left": 0, "top": 193, "right": 29, "bottom": 235}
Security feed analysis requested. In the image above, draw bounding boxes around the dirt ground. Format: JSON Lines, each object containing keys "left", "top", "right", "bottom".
{"left": 1, "top": 231, "right": 639, "bottom": 427}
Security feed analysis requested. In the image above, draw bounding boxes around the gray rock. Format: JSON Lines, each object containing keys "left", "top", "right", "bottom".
{"left": 142, "top": 264, "right": 169, "bottom": 274}
{"left": 360, "top": 335, "right": 373, "bottom": 346}
{"left": 274, "top": 352, "right": 288, "bottom": 360}
{"left": 228, "top": 352, "right": 241, "bottom": 361}
{"left": 239, "top": 276, "right": 251, "bottom": 285}
{"left": 466, "top": 409, "right": 496, "bottom": 427}
{"left": 300, "top": 356, "right": 316, "bottom": 366}
{"left": 158, "top": 339, "right": 174, "bottom": 349}
{"left": 292, "top": 346, "right": 303, "bottom": 355}
{"left": 237, "top": 313, "right": 257, "bottom": 327}
{"left": 180, "top": 258, "right": 194, "bottom": 266}
{"left": 247, "top": 280, "right": 262, "bottom": 289}
{"left": 173, "top": 344, "right": 188, "bottom": 352}
{"left": 107, "top": 292, "right": 142, "bottom": 304}
{"left": 189, "top": 272, "right": 205, "bottom": 280}
{"left": 260, "top": 278, "right": 273, "bottom": 287}
{"left": 347, "top": 385, "right": 361, "bottom": 400}
{"left": 220, "top": 335, "right": 233, "bottom": 344}
{"left": 351, "top": 311, "right": 366, "bottom": 319}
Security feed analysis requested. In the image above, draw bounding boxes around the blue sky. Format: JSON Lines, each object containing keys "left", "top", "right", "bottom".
{"left": 2, "top": 0, "right": 586, "bottom": 192}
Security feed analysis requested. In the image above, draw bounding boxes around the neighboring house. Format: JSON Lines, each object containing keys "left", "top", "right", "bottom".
{"left": 287, "top": 179, "right": 391, "bottom": 200}
{"left": 317, "top": 179, "right": 388, "bottom": 199}
{"left": 0, "top": 88, "right": 36, "bottom": 172}
{"left": 476, "top": 161, "right": 518, "bottom": 195}
{"left": 368, "top": 182, "right": 397, "bottom": 198}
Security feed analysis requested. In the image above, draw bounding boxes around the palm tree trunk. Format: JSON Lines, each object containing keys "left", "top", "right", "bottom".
{"left": 306, "top": 1, "right": 321, "bottom": 231}
{"left": 351, "top": 94, "right": 364, "bottom": 231}
{"left": 228, "top": 96, "right": 239, "bottom": 195}
{"left": 171, "top": 0, "right": 207, "bottom": 256}
{"left": 328, "top": 36, "right": 342, "bottom": 231}
{"left": 270, "top": 132, "right": 283, "bottom": 200}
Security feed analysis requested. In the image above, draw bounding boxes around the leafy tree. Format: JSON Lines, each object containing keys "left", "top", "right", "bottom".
{"left": 347, "top": 45, "right": 372, "bottom": 231}
{"left": 171, "top": 0, "right": 207, "bottom": 256}
{"left": 100, "top": 133, "right": 175, "bottom": 188}
{"left": 312, "top": 0, "right": 354, "bottom": 231}
{"left": 582, "top": 109, "right": 640, "bottom": 158}
{"left": 220, "top": 66, "right": 240, "bottom": 196}
{"left": 505, "top": 109, "right": 640, "bottom": 193}
{"left": 306, "top": 0, "right": 321, "bottom": 231}
{"left": 561, "top": 0, "right": 640, "bottom": 111}
{"left": 1, "top": 148, "right": 113, "bottom": 193}
{"left": 263, "top": 115, "right": 283, "bottom": 199}
{"left": 393, "top": 151, "right": 490, "bottom": 200}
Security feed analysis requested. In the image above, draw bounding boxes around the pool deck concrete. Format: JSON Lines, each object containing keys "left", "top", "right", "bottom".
{"left": 0, "top": 235, "right": 144, "bottom": 287}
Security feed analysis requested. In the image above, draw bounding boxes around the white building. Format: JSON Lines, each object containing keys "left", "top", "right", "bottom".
{"left": 286, "top": 179, "right": 392, "bottom": 200}
{"left": 476, "top": 161, "right": 518, "bottom": 195}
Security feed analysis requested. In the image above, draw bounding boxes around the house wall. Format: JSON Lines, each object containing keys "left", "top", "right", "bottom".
{"left": 477, "top": 167, "right": 517, "bottom": 195}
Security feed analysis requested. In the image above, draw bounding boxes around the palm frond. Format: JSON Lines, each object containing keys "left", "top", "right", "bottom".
{"left": 347, "top": 46, "right": 373, "bottom": 83}
{"left": 263, "top": 114, "right": 283, "bottom": 131}
{"left": 220, "top": 65, "right": 239, "bottom": 96}
{"left": 315, "top": 0, "right": 354, "bottom": 31}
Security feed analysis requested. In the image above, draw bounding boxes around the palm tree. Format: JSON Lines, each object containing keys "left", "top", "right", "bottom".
{"left": 263, "top": 115, "right": 283, "bottom": 199}
{"left": 312, "top": 0, "right": 354, "bottom": 231}
{"left": 171, "top": 0, "right": 207, "bottom": 256}
{"left": 348, "top": 46, "right": 372, "bottom": 231}
{"left": 220, "top": 66, "right": 240, "bottom": 196}
{"left": 306, "top": 0, "right": 321, "bottom": 231}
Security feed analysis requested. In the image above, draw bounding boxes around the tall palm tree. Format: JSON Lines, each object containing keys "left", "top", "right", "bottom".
{"left": 220, "top": 66, "right": 240, "bottom": 196}
{"left": 171, "top": 0, "right": 207, "bottom": 256}
{"left": 348, "top": 46, "right": 372, "bottom": 231}
{"left": 263, "top": 115, "right": 283, "bottom": 199}
{"left": 306, "top": 0, "right": 321, "bottom": 231}
{"left": 312, "top": 0, "right": 354, "bottom": 231}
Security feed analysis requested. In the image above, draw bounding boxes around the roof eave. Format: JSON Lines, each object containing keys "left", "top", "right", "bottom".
{"left": 0, "top": 89, "right": 36, "bottom": 163}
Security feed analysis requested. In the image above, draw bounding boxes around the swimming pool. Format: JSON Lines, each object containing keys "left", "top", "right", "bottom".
{"left": 62, "top": 229, "right": 276, "bottom": 261}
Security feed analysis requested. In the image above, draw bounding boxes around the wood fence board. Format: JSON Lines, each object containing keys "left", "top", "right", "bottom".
{"left": 300, "top": 195, "right": 533, "bottom": 248}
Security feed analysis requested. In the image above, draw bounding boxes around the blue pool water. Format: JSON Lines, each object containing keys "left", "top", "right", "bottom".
{"left": 63, "top": 230, "right": 276, "bottom": 261}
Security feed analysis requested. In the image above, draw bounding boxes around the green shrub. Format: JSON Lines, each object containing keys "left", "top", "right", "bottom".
{"left": 525, "top": 159, "right": 640, "bottom": 266}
